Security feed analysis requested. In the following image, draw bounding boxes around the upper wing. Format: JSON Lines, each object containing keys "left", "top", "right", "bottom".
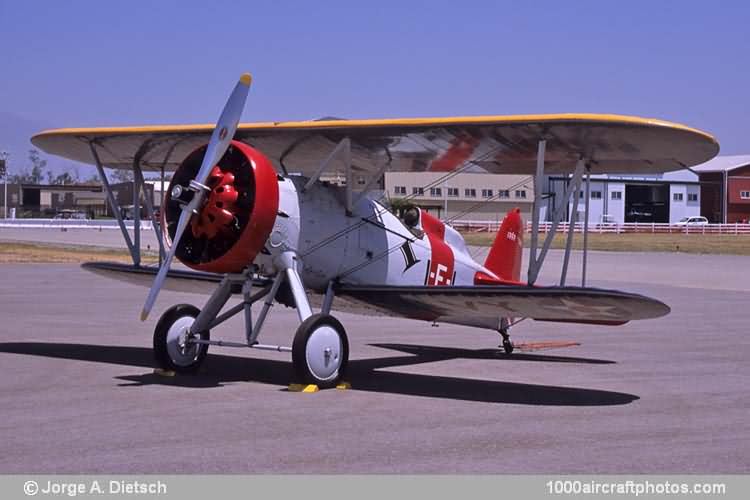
{"left": 333, "top": 284, "right": 670, "bottom": 330}
{"left": 31, "top": 114, "right": 718, "bottom": 176}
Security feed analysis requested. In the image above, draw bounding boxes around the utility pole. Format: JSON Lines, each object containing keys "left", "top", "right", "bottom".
{"left": 0, "top": 151, "right": 8, "bottom": 219}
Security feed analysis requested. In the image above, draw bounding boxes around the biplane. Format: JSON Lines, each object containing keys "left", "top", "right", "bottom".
{"left": 31, "top": 74, "right": 719, "bottom": 387}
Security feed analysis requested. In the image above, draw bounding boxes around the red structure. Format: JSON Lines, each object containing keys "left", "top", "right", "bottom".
{"left": 693, "top": 156, "right": 750, "bottom": 223}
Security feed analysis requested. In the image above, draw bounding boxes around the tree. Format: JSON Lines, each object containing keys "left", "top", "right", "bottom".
{"left": 28, "top": 149, "right": 46, "bottom": 184}
{"left": 10, "top": 149, "right": 47, "bottom": 184}
{"left": 109, "top": 168, "right": 133, "bottom": 183}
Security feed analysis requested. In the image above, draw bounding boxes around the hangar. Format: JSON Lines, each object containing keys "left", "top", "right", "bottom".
{"left": 690, "top": 155, "right": 750, "bottom": 223}
{"left": 544, "top": 171, "right": 700, "bottom": 225}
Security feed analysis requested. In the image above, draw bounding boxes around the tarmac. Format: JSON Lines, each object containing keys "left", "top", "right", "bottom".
{"left": 0, "top": 229, "right": 749, "bottom": 473}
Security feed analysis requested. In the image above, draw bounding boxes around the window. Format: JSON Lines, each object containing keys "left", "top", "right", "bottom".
{"left": 611, "top": 191, "right": 622, "bottom": 200}
{"left": 741, "top": 191, "right": 750, "bottom": 200}
{"left": 591, "top": 191, "right": 602, "bottom": 199}
{"left": 482, "top": 189, "right": 494, "bottom": 198}
{"left": 465, "top": 188, "right": 477, "bottom": 198}
{"left": 673, "top": 193, "right": 684, "bottom": 202}
{"left": 515, "top": 190, "right": 527, "bottom": 199}
{"left": 447, "top": 187, "right": 459, "bottom": 197}
{"left": 688, "top": 193, "right": 698, "bottom": 202}
{"left": 394, "top": 186, "right": 406, "bottom": 195}
{"left": 429, "top": 187, "right": 442, "bottom": 197}
{"left": 498, "top": 190, "right": 510, "bottom": 198}
{"left": 412, "top": 187, "right": 424, "bottom": 196}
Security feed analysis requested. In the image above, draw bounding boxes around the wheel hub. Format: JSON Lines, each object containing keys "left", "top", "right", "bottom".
{"left": 166, "top": 316, "right": 200, "bottom": 366}
{"left": 305, "top": 326, "right": 342, "bottom": 381}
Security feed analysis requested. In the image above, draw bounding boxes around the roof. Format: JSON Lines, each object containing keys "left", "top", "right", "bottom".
{"left": 689, "top": 154, "right": 750, "bottom": 174}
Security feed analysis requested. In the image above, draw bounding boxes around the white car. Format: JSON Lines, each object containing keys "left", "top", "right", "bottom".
{"left": 675, "top": 216, "right": 708, "bottom": 226}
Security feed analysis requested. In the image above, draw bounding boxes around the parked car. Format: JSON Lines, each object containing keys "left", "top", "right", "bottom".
{"left": 53, "top": 210, "right": 89, "bottom": 220}
{"left": 675, "top": 216, "right": 708, "bottom": 226}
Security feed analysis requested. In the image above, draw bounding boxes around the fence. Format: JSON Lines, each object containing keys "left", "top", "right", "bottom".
{"left": 452, "top": 220, "right": 750, "bottom": 235}
{"left": 2, "top": 217, "right": 749, "bottom": 235}
{"left": 0, "top": 218, "right": 153, "bottom": 230}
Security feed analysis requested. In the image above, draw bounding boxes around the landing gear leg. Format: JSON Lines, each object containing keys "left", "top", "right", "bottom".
{"left": 275, "top": 252, "right": 349, "bottom": 387}
{"left": 498, "top": 318, "right": 514, "bottom": 354}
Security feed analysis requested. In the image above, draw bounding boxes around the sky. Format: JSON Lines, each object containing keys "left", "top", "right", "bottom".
{"left": 1, "top": 0, "right": 748, "bottom": 174}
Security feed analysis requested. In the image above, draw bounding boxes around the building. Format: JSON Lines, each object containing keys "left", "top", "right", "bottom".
{"left": 0, "top": 181, "right": 157, "bottom": 218}
{"left": 383, "top": 172, "right": 533, "bottom": 222}
{"left": 690, "top": 155, "right": 750, "bottom": 223}
{"left": 544, "top": 170, "right": 702, "bottom": 225}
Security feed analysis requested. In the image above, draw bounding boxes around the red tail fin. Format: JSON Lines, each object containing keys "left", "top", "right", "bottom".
{"left": 483, "top": 208, "right": 524, "bottom": 283}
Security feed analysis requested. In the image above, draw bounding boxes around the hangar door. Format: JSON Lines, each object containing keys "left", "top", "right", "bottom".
{"left": 624, "top": 184, "right": 669, "bottom": 223}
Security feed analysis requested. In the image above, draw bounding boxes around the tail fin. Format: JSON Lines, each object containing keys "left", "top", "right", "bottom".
{"left": 484, "top": 208, "right": 524, "bottom": 283}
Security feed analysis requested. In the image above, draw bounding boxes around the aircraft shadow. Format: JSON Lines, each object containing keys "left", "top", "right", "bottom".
{"left": 369, "top": 343, "right": 616, "bottom": 365}
{"left": 0, "top": 342, "right": 636, "bottom": 406}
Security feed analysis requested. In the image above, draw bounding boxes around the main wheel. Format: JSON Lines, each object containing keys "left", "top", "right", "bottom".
{"left": 502, "top": 338, "right": 514, "bottom": 354}
{"left": 153, "top": 304, "right": 210, "bottom": 374}
{"left": 292, "top": 314, "right": 349, "bottom": 388}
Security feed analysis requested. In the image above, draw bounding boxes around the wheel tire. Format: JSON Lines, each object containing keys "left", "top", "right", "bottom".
{"left": 502, "top": 338, "right": 514, "bottom": 354}
{"left": 153, "top": 304, "right": 210, "bottom": 374}
{"left": 292, "top": 314, "right": 349, "bottom": 388}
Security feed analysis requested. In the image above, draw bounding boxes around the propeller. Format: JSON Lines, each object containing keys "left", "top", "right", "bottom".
{"left": 140, "top": 73, "right": 252, "bottom": 321}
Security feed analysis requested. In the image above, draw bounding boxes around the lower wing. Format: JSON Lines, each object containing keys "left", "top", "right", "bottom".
{"left": 82, "top": 262, "right": 668, "bottom": 330}
{"left": 333, "top": 284, "right": 670, "bottom": 330}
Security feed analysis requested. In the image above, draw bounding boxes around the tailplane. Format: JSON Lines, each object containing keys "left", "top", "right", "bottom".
{"left": 483, "top": 208, "right": 524, "bottom": 284}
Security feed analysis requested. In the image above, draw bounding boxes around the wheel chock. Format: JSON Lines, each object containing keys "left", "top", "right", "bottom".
{"left": 336, "top": 382, "right": 351, "bottom": 390}
{"left": 153, "top": 368, "right": 176, "bottom": 377}
{"left": 288, "top": 383, "right": 319, "bottom": 393}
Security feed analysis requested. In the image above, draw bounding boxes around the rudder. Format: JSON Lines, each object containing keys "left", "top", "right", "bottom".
{"left": 484, "top": 208, "right": 524, "bottom": 283}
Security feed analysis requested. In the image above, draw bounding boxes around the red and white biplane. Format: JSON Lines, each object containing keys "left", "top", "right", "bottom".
{"left": 32, "top": 74, "right": 719, "bottom": 387}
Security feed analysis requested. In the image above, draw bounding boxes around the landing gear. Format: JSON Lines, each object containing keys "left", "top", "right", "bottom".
{"left": 148, "top": 253, "right": 348, "bottom": 388}
{"left": 498, "top": 317, "right": 514, "bottom": 354}
{"left": 292, "top": 314, "right": 349, "bottom": 388}
{"left": 501, "top": 335, "right": 514, "bottom": 354}
{"left": 153, "top": 304, "right": 210, "bottom": 373}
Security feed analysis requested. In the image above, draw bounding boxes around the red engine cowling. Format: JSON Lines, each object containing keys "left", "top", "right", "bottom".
{"left": 163, "top": 140, "right": 279, "bottom": 273}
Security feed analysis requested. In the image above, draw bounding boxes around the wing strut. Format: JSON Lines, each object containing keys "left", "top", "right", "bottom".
{"left": 132, "top": 146, "right": 166, "bottom": 263}
{"left": 525, "top": 139, "right": 594, "bottom": 287}
{"left": 527, "top": 139, "right": 546, "bottom": 283}
{"left": 300, "top": 136, "right": 356, "bottom": 215}
{"left": 89, "top": 142, "right": 139, "bottom": 265}
{"left": 582, "top": 167, "right": 592, "bottom": 286}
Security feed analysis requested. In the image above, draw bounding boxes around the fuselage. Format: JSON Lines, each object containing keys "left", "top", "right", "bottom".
{"left": 255, "top": 176, "right": 498, "bottom": 291}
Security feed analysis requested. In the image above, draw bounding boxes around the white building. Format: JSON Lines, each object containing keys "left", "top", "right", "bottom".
{"left": 544, "top": 170, "right": 701, "bottom": 224}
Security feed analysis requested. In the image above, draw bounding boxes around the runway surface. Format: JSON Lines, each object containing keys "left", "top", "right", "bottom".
{"left": 0, "top": 247, "right": 749, "bottom": 472}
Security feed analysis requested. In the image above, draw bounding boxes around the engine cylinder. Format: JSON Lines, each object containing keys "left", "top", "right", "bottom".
{"left": 164, "top": 141, "right": 279, "bottom": 273}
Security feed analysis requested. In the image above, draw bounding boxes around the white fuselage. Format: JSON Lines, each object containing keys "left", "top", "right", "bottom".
{"left": 255, "top": 176, "right": 495, "bottom": 291}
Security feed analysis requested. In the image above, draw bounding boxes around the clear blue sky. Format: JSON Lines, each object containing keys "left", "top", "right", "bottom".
{"left": 1, "top": 0, "right": 749, "bottom": 171}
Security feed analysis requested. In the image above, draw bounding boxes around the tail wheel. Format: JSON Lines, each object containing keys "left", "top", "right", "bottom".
{"left": 153, "top": 304, "right": 210, "bottom": 374}
{"left": 292, "top": 314, "right": 349, "bottom": 388}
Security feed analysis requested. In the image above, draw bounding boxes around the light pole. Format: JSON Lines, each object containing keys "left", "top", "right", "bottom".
{"left": 0, "top": 151, "right": 8, "bottom": 219}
